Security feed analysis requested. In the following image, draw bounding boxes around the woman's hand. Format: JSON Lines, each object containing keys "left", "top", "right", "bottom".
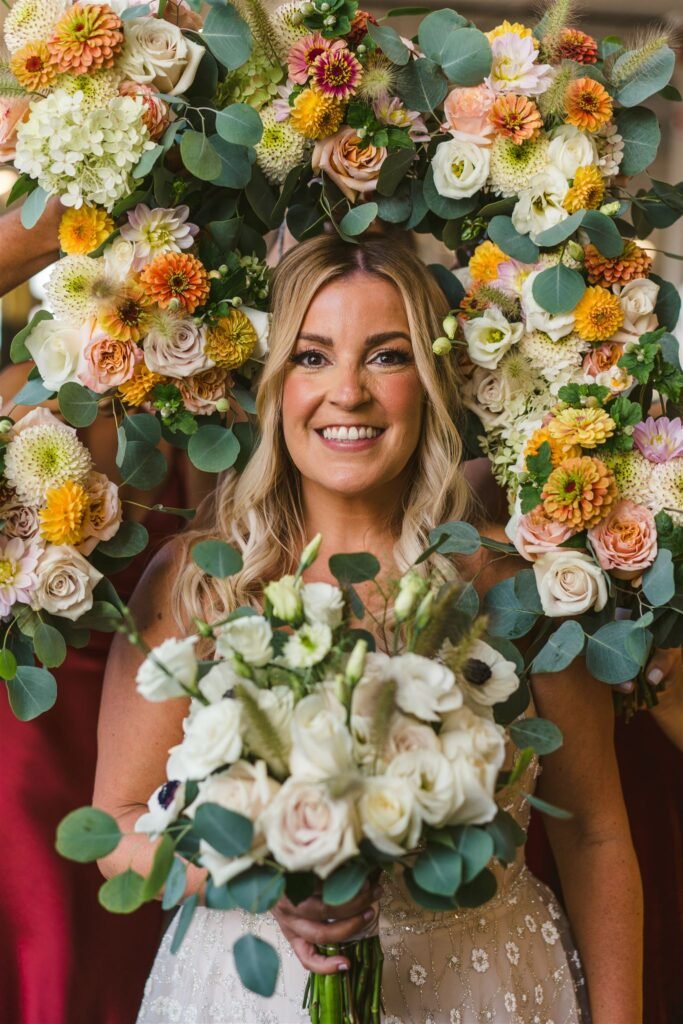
{"left": 617, "top": 647, "right": 683, "bottom": 695}
{"left": 271, "top": 881, "right": 382, "bottom": 974}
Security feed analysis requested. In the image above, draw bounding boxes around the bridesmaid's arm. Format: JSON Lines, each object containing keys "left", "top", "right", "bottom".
{"left": 532, "top": 664, "right": 643, "bottom": 1024}
{"left": 0, "top": 197, "right": 62, "bottom": 296}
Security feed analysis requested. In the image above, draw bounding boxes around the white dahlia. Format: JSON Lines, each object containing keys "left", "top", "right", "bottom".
{"left": 57, "top": 69, "right": 123, "bottom": 112}
{"left": 4, "top": 422, "right": 92, "bottom": 505}
{"left": 270, "top": 1, "right": 309, "bottom": 57}
{"left": 44, "top": 255, "right": 108, "bottom": 322}
{"left": 254, "top": 104, "right": 307, "bottom": 185}
{"left": 650, "top": 460, "right": 683, "bottom": 526}
{"left": 603, "top": 450, "right": 654, "bottom": 507}
{"left": 518, "top": 331, "right": 586, "bottom": 382}
{"left": 3, "top": 0, "right": 68, "bottom": 53}
{"left": 488, "top": 134, "right": 549, "bottom": 197}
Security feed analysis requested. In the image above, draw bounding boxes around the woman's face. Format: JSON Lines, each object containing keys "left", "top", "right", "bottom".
{"left": 282, "top": 272, "right": 424, "bottom": 500}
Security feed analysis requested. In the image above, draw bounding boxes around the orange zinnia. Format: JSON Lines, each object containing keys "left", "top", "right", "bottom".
{"left": 564, "top": 77, "right": 613, "bottom": 132}
{"left": 488, "top": 94, "right": 543, "bottom": 144}
{"left": 139, "top": 252, "right": 209, "bottom": 314}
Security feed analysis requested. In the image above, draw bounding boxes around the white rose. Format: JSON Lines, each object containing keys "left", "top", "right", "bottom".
{"left": 533, "top": 550, "right": 608, "bottom": 617}
{"left": 463, "top": 367, "right": 515, "bottom": 429}
{"left": 512, "top": 167, "right": 570, "bottom": 237}
{"left": 301, "top": 581, "right": 345, "bottom": 629}
{"left": 136, "top": 635, "right": 199, "bottom": 701}
{"left": 102, "top": 237, "right": 136, "bottom": 284}
{"left": 166, "top": 699, "right": 242, "bottom": 780}
{"left": 198, "top": 659, "right": 241, "bottom": 703}
{"left": 32, "top": 545, "right": 102, "bottom": 621}
{"left": 242, "top": 306, "right": 269, "bottom": 359}
{"left": 118, "top": 18, "right": 204, "bottom": 95}
{"left": 385, "top": 712, "right": 441, "bottom": 761}
{"left": 135, "top": 779, "right": 186, "bottom": 839}
{"left": 260, "top": 778, "right": 359, "bottom": 877}
{"left": 463, "top": 308, "right": 524, "bottom": 370}
{"left": 387, "top": 749, "right": 460, "bottom": 826}
{"left": 264, "top": 574, "right": 303, "bottom": 624}
{"left": 216, "top": 615, "right": 273, "bottom": 668}
{"left": 547, "top": 124, "right": 598, "bottom": 179}
{"left": 389, "top": 652, "right": 463, "bottom": 722}
{"left": 440, "top": 706, "right": 505, "bottom": 824}
{"left": 431, "top": 138, "right": 490, "bottom": 199}
{"left": 456, "top": 639, "right": 520, "bottom": 709}
{"left": 187, "top": 759, "right": 280, "bottom": 884}
{"left": 144, "top": 318, "right": 213, "bottom": 378}
{"left": 234, "top": 677, "right": 293, "bottom": 778}
{"left": 613, "top": 278, "right": 660, "bottom": 340}
{"left": 521, "top": 271, "right": 575, "bottom": 341}
{"left": 283, "top": 621, "right": 332, "bottom": 669}
{"left": 358, "top": 775, "right": 421, "bottom": 856}
{"left": 289, "top": 691, "right": 354, "bottom": 781}
{"left": 25, "top": 318, "right": 85, "bottom": 391}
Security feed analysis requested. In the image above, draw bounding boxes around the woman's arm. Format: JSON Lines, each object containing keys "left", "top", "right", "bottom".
{"left": 0, "top": 198, "right": 62, "bottom": 296}
{"left": 532, "top": 664, "right": 643, "bottom": 1024}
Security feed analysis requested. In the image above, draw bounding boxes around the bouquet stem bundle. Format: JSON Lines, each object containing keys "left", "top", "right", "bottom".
{"left": 305, "top": 938, "right": 384, "bottom": 1024}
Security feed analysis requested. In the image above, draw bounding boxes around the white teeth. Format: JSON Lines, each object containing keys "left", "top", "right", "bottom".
{"left": 358, "top": 427, "right": 367, "bottom": 439}
{"left": 348, "top": 427, "right": 359, "bottom": 441}
{"left": 321, "top": 426, "right": 382, "bottom": 441}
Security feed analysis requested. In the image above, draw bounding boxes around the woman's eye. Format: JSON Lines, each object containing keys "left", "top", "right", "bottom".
{"left": 291, "top": 349, "right": 328, "bottom": 368}
{"left": 371, "top": 349, "right": 411, "bottom": 366}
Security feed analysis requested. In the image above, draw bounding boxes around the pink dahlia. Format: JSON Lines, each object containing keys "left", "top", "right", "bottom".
{"left": 311, "top": 48, "right": 363, "bottom": 102}
{"left": 0, "top": 536, "right": 41, "bottom": 620}
{"left": 287, "top": 33, "right": 345, "bottom": 85}
{"left": 633, "top": 416, "right": 683, "bottom": 464}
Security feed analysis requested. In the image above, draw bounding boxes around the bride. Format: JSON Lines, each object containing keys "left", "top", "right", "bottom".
{"left": 94, "top": 234, "right": 642, "bottom": 1023}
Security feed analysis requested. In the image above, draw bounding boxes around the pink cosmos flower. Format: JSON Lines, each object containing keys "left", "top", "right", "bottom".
{"left": 633, "top": 416, "right": 683, "bottom": 464}
{"left": 273, "top": 82, "right": 295, "bottom": 122}
{"left": 311, "top": 48, "right": 363, "bottom": 102}
{"left": 588, "top": 500, "right": 657, "bottom": 579}
{"left": 287, "top": 33, "right": 345, "bottom": 85}
{"left": 0, "top": 535, "right": 41, "bottom": 620}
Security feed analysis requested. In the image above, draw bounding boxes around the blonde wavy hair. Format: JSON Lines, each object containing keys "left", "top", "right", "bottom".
{"left": 172, "top": 233, "right": 473, "bottom": 630}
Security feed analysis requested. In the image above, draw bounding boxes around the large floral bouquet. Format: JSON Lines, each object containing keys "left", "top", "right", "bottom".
{"left": 57, "top": 532, "right": 563, "bottom": 1019}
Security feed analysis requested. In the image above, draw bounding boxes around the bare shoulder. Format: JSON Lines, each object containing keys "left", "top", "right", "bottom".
{"left": 125, "top": 537, "right": 188, "bottom": 642}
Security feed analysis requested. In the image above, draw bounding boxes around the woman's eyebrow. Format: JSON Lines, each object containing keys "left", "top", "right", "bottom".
{"left": 297, "top": 331, "right": 412, "bottom": 348}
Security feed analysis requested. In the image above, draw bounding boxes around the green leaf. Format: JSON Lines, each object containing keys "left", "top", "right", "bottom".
{"left": 322, "top": 860, "right": 369, "bottom": 906}
{"left": 532, "top": 210, "right": 586, "bottom": 247}
{"left": 454, "top": 866, "right": 497, "bottom": 908}
{"left": 509, "top": 717, "right": 562, "bottom": 754}
{"left": 615, "top": 106, "right": 660, "bottom": 176}
{"left": 133, "top": 143, "right": 164, "bottom": 179}
{"left": 170, "top": 893, "right": 199, "bottom": 952}
{"left": 285, "top": 872, "right": 317, "bottom": 906}
{"left": 585, "top": 620, "right": 648, "bottom": 683}
{"left": 428, "top": 263, "right": 465, "bottom": 308}
{"left": 7, "top": 665, "right": 57, "bottom": 720}
{"left": 193, "top": 803, "right": 254, "bottom": 858}
{"left": 329, "top": 552, "right": 380, "bottom": 584}
{"left": 11, "top": 309, "right": 53, "bottom": 364}
{"left": 396, "top": 58, "right": 447, "bottom": 114}
{"left": 366, "top": 21, "right": 410, "bottom": 65}
{"left": 56, "top": 807, "right": 122, "bottom": 862}
{"left": 77, "top": 600, "right": 124, "bottom": 632}
{"left": 339, "top": 202, "right": 378, "bottom": 237}
{"left": 120, "top": 441, "right": 167, "bottom": 490}
{"left": 531, "top": 263, "right": 585, "bottom": 314}
{"left": 191, "top": 539, "right": 243, "bottom": 578}
{"left": 613, "top": 45, "right": 675, "bottom": 107}
{"left": 58, "top": 382, "right": 99, "bottom": 427}
{"left": 513, "top": 569, "right": 543, "bottom": 614}
{"left": 12, "top": 378, "right": 55, "bottom": 406}
{"left": 227, "top": 865, "right": 285, "bottom": 913}
{"left": 485, "top": 808, "right": 526, "bottom": 865}
{"left": 233, "top": 934, "right": 279, "bottom": 997}
{"left": 642, "top": 548, "right": 675, "bottom": 607}
{"left": 450, "top": 826, "right": 494, "bottom": 883}
{"left": 526, "top": 441, "right": 554, "bottom": 485}
{"left": 97, "top": 521, "right": 149, "bottom": 559}
{"left": 20, "top": 186, "right": 49, "bottom": 230}
{"left": 205, "top": 878, "right": 238, "bottom": 910}
{"left": 122, "top": 413, "right": 162, "bottom": 446}
{"left": 142, "top": 834, "right": 175, "bottom": 900}
{"left": 487, "top": 216, "right": 539, "bottom": 263}
{"left": 403, "top": 867, "right": 456, "bottom": 910}
{"left": 161, "top": 856, "right": 187, "bottom": 910}
{"left": 188, "top": 424, "right": 240, "bottom": 472}
{"left": 34, "top": 622, "right": 67, "bottom": 668}
{"left": 414, "top": 844, "right": 462, "bottom": 896}
{"left": 180, "top": 131, "right": 222, "bottom": 182}
{"left": 428, "top": 521, "right": 481, "bottom": 555}
{"left": 417, "top": 9, "right": 468, "bottom": 62}
{"left": 376, "top": 192, "right": 412, "bottom": 224}
{"left": 203, "top": 3, "right": 252, "bottom": 70}
{"left": 0, "top": 648, "right": 17, "bottom": 680}
{"left": 452, "top": 581, "right": 479, "bottom": 618}
{"left": 440, "top": 28, "right": 492, "bottom": 86}
{"left": 423, "top": 164, "right": 478, "bottom": 220}
{"left": 531, "top": 620, "right": 585, "bottom": 674}
{"left": 5, "top": 173, "right": 37, "bottom": 209}
{"left": 484, "top": 577, "right": 539, "bottom": 639}
{"left": 652, "top": 274, "right": 681, "bottom": 332}
{"left": 523, "top": 793, "right": 572, "bottom": 819}
{"left": 216, "top": 103, "right": 263, "bottom": 146}
{"left": 98, "top": 870, "right": 145, "bottom": 913}
{"left": 581, "top": 210, "right": 624, "bottom": 258}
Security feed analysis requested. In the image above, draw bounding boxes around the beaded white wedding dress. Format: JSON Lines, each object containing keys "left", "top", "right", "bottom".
{"left": 137, "top": 726, "right": 590, "bottom": 1024}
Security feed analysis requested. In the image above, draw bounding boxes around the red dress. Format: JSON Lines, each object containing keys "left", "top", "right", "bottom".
{"left": 527, "top": 713, "right": 683, "bottom": 1024}
{"left": 0, "top": 500, "right": 185, "bottom": 1024}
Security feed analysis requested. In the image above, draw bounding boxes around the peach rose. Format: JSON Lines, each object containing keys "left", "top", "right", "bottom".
{"left": 583, "top": 342, "right": 624, "bottom": 379}
{"left": 511, "top": 507, "right": 576, "bottom": 561}
{"left": 0, "top": 96, "right": 31, "bottom": 163}
{"left": 79, "top": 470, "right": 122, "bottom": 555}
{"left": 588, "top": 500, "right": 657, "bottom": 580}
{"left": 177, "top": 366, "right": 229, "bottom": 414}
{"left": 443, "top": 85, "right": 496, "bottom": 143}
{"left": 312, "top": 127, "right": 387, "bottom": 203}
{"left": 118, "top": 81, "right": 174, "bottom": 141}
{"left": 77, "top": 330, "right": 142, "bottom": 394}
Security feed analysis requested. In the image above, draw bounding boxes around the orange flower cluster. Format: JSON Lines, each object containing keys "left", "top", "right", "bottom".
{"left": 140, "top": 253, "right": 210, "bottom": 314}
{"left": 488, "top": 94, "right": 543, "bottom": 144}
{"left": 584, "top": 241, "right": 653, "bottom": 287}
{"left": 48, "top": 3, "right": 124, "bottom": 75}
{"left": 564, "top": 78, "right": 613, "bottom": 132}
{"left": 542, "top": 456, "right": 617, "bottom": 529}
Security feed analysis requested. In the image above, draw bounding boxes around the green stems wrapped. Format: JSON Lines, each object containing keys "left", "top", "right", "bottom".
{"left": 304, "top": 937, "right": 384, "bottom": 1024}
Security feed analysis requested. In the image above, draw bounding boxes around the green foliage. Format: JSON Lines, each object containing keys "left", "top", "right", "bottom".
{"left": 484, "top": 577, "right": 540, "bottom": 638}
{"left": 188, "top": 424, "right": 240, "bottom": 472}
{"left": 615, "top": 107, "right": 660, "bottom": 175}
{"left": 611, "top": 43, "right": 675, "bottom": 107}
{"left": 120, "top": 440, "right": 168, "bottom": 489}
{"left": 58, "top": 383, "right": 99, "bottom": 427}
{"left": 585, "top": 620, "right": 651, "bottom": 683}
{"left": 161, "top": 856, "right": 188, "bottom": 910}
{"left": 557, "top": 381, "right": 611, "bottom": 406}
{"left": 414, "top": 844, "right": 462, "bottom": 896}
{"left": 581, "top": 210, "right": 624, "bottom": 258}
{"left": 524, "top": 793, "right": 572, "bottom": 819}
{"left": 519, "top": 482, "right": 543, "bottom": 515}
{"left": 209, "top": 136, "right": 253, "bottom": 189}
{"left": 56, "top": 807, "right": 122, "bottom": 862}
{"left": 340, "top": 202, "right": 379, "bottom": 237}
{"left": 531, "top": 621, "right": 585, "bottom": 674}
{"left": 20, "top": 187, "right": 49, "bottom": 230}
{"left": 655, "top": 512, "right": 683, "bottom": 558}
{"left": 396, "top": 58, "right": 448, "bottom": 114}
{"left": 142, "top": 834, "right": 175, "bottom": 901}
{"left": 34, "top": 622, "right": 67, "bottom": 669}
{"left": 509, "top": 717, "right": 563, "bottom": 754}
{"left": 487, "top": 216, "right": 539, "bottom": 263}
{"left": 234, "top": 682, "right": 289, "bottom": 779}
{"left": 642, "top": 549, "right": 675, "bottom": 607}
{"left": 233, "top": 934, "right": 279, "bottom": 997}
{"left": 133, "top": 143, "right": 164, "bottom": 180}
{"left": 423, "top": 164, "right": 478, "bottom": 220}
{"left": 533, "top": 210, "right": 586, "bottom": 247}
{"left": 203, "top": 3, "right": 253, "bottom": 69}
{"left": 532, "top": 263, "right": 585, "bottom": 314}
{"left": 525, "top": 442, "right": 553, "bottom": 486}
{"left": 617, "top": 328, "right": 661, "bottom": 384}
{"left": 329, "top": 552, "right": 380, "bottom": 584}
{"left": 216, "top": 103, "right": 263, "bottom": 146}
{"left": 227, "top": 864, "right": 285, "bottom": 912}
{"left": 7, "top": 665, "right": 57, "bottom": 720}
{"left": 98, "top": 521, "right": 149, "bottom": 559}
{"left": 193, "top": 803, "right": 254, "bottom": 857}
{"left": 0, "top": 648, "right": 17, "bottom": 680}
{"left": 99, "top": 870, "right": 146, "bottom": 913}
{"left": 417, "top": 9, "right": 468, "bottom": 62}
{"left": 450, "top": 826, "right": 494, "bottom": 882}
{"left": 427, "top": 520, "right": 481, "bottom": 556}
{"left": 322, "top": 860, "right": 370, "bottom": 905}
{"left": 180, "top": 131, "right": 223, "bottom": 181}
{"left": 192, "top": 539, "right": 243, "bottom": 578}
{"left": 439, "top": 29, "right": 492, "bottom": 86}
{"left": 366, "top": 22, "right": 410, "bottom": 65}
{"left": 485, "top": 808, "right": 525, "bottom": 865}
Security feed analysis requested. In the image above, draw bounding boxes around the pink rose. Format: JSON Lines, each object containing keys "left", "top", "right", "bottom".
{"left": 177, "top": 367, "right": 229, "bottom": 414}
{"left": 442, "top": 85, "right": 495, "bottom": 143}
{"left": 78, "top": 471, "right": 122, "bottom": 555}
{"left": 588, "top": 500, "right": 657, "bottom": 580}
{"left": 312, "top": 127, "right": 387, "bottom": 203}
{"left": 77, "top": 329, "right": 142, "bottom": 393}
{"left": 512, "top": 507, "right": 576, "bottom": 561}
{"left": 0, "top": 96, "right": 31, "bottom": 163}
{"left": 118, "top": 81, "right": 174, "bottom": 141}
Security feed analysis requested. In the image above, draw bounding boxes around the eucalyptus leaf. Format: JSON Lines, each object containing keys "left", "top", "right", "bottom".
{"left": 428, "top": 521, "right": 481, "bottom": 555}
{"left": 98, "top": 870, "right": 146, "bottom": 913}
{"left": 98, "top": 521, "right": 149, "bottom": 559}
{"left": 509, "top": 717, "right": 563, "bottom": 755}
{"left": 122, "top": 413, "right": 162, "bottom": 446}
{"left": 531, "top": 620, "right": 585, "bottom": 674}
{"left": 120, "top": 441, "right": 167, "bottom": 490}
{"left": 366, "top": 21, "right": 410, "bottom": 65}
{"left": 56, "top": 807, "right": 122, "bottom": 862}
{"left": 209, "top": 136, "right": 253, "bottom": 190}
{"left": 585, "top": 620, "right": 648, "bottom": 683}
{"left": 396, "top": 58, "right": 447, "bottom": 114}
{"left": 7, "top": 665, "right": 57, "bottom": 720}
{"left": 454, "top": 867, "right": 497, "bottom": 908}
{"left": 484, "top": 577, "right": 539, "bottom": 639}
{"left": 142, "top": 834, "right": 175, "bottom": 901}
{"left": 487, "top": 216, "right": 539, "bottom": 263}
{"left": 486, "top": 809, "right": 525, "bottom": 865}
{"left": 413, "top": 844, "right": 462, "bottom": 896}
{"left": 161, "top": 856, "right": 188, "bottom": 910}
{"left": 417, "top": 9, "right": 468, "bottom": 63}
{"left": 613, "top": 45, "right": 675, "bottom": 107}
{"left": 642, "top": 549, "right": 675, "bottom": 607}
{"left": 322, "top": 860, "right": 369, "bottom": 905}
{"left": 203, "top": 2, "right": 252, "bottom": 70}
{"left": 532, "top": 210, "right": 585, "bottom": 248}
{"left": 216, "top": 104, "right": 263, "bottom": 146}
{"left": 0, "top": 648, "right": 17, "bottom": 680}
{"left": 170, "top": 894, "right": 199, "bottom": 953}
{"left": 133, "top": 143, "right": 164, "bottom": 179}
{"left": 523, "top": 793, "right": 572, "bottom": 819}
{"left": 33, "top": 622, "right": 67, "bottom": 669}
{"left": 377, "top": 149, "right": 416, "bottom": 197}
{"left": 531, "top": 263, "right": 585, "bottom": 314}
{"left": 180, "top": 131, "right": 222, "bottom": 182}
{"left": 191, "top": 539, "right": 243, "bottom": 578}
{"left": 340, "top": 202, "right": 378, "bottom": 237}
{"left": 652, "top": 274, "right": 681, "bottom": 332}
{"left": 329, "top": 552, "right": 380, "bottom": 584}
{"left": 234, "top": 934, "right": 279, "bottom": 997}
{"left": 188, "top": 424, "right": 240, "bottom": 472}
{"left": 423, "top": 164, "right": 478, "bottom": 220}
{"left": 13, "top": 378, "right": 55, "bottom": 407}
{"left": 58, "top": 382, "right": 99, "bottom": 427}
{"left": 450, "top": 827, "right": 494, "bottom": 883}
{"left": 403, "top": 867, "right": 456, "bottom": 910}
{"left": 193, "top": 803, "right": 253, "bottom": 858}
{"left": 581, "top": 210, "right": 624, "bottom": 258}
{"left": 227, "top": 865, "right": 285, "bottom": 913}
{"left": 20, "top": 186, "right": 49, "bottom": 229}
{"left": 440, "top": 28, "right": 492, "bottom": 86}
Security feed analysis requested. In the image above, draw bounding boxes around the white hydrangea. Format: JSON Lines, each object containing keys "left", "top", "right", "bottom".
{"left": 15, "top": 90, "right": 154, "bottom": 211}
{"left": 518, "top": 331, "right": 586, "bottom": 382}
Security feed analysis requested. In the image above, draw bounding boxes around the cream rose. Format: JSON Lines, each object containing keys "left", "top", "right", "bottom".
{"left": 443, "top": 85, "right": 496, "bottom": 143}
{"left": 389, "top": 652, "right": 463, "bottom": 722}
{"left": 440, "top": 706, "right": 505, "bottom": 825}
{"left": 521, "top": 271, "right": 575, "bottom": 341}
{"left": 25, "top": 318, "right": 84, "bottom": 392}
{"left": 289, "top": 691, "right": 354, "bottom": 781}
{"left": 118, "top": 18, "right": 204, "bottom": 95}
{"left": 512, "top": 167, "right": 570, "bottom": 237}
{"left": 387, "top": 749, "right": 460, "bottom": 827}
{"left": 588, "top": 500, "right": 657, "bottom": 580}
{"left": 144, "top": 318, "right": 212, "bottom": 378}
{"left": 215, "top": 615, "right": 273, "bottom": 668}
{"left": 242, "top": 306, "right": 269, "bottom": 359}
{"left": 384, "top": 712, "right": 441, "bottom": 761}
{"left": 358, "top": 776, "right": 421, "bottom": 855}
{"left": 312, "top": 127, "right": 387, "bottom": 203}
{"left": 78, "top": 330, "right": 142, "bottom": 393}
{"left": 302, "top": 581, "right": 345, "bottom": 629}
{"left": 464, "top": 307, "right": 524, "bottom": 370}
{"left": 533, "top": 550, "right": 608, "bottom": 617}
{"left": 547, "top": 125, "right": 599, "bottom": 179}
{"left": 463, "top": 367, "right": 515, "bottom": 429}
{"left": 136, "top": 635, "right": 198, "bottom": 701}
{"left": 166, "top": 698, "right": 243, "bottom": 780}
{"left": 613, "top": 279, "right": 660, "bottom": 341}
{"left": 431, "top": 138, "right": 490, "bottom": 199}
{"left": 260, "top": 778, "right": 359, "bottom": 877}
{"left": 32, "top": 545, "right": 102, "bottom": 621}
{"left": 198, "top": 659, "right": 240, "bottom": 703}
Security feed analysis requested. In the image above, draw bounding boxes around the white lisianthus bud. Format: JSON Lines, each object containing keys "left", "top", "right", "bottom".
{"left": 414, "top": 591, "right": 434, "bottom": 630}
{"left": 394, "top": 570, "right": 428, "bottom": 622}
{"left": 264, "top": 574, "right": 303, "bottom": 625}
{"left": 345, "top": 638, "right": 368, "bottom": 685}
{"left": 299, "top": 532, "right": 323, "bottom": 573}
{"left": 433, "top": 337, "right": 453, "bottom": 356}
{"left": 443, "top": 314, "right": 457, "bottom": 340}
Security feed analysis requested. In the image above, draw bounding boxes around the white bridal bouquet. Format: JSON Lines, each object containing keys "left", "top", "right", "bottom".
{"left": 57, "top": 528, "right": 563, "bottom": 1022}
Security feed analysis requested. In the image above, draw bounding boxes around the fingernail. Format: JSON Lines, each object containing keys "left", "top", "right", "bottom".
{"left": 363, "top": 909, "right": 375, "bottom": 921}
{"left": 622, "top": 681, "right": 634, "bottom": 692}
{"left": 337, "top": 963, "right": 349, "bottom": 972}
{"left": 648, "top": 668, "right": 664, "bottom": 687}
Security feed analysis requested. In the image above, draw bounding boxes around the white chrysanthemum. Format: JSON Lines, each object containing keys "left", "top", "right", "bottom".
{"left": 44, "top": 255, "right": 107, "bottom": 321}
{"left": 3, "top": 0, "right": 68, "bottom": 53}
{"left": 595, "top": 120, "right": 624, "bottom": 179}
{"left": 650, "top": 460, "right": 683, "bottom": 525}
{"left": 488, "top": 134, "right": 549, "bottom": 197}
{"left": 603, "top": 450, "right": 654, "bottom": 507}
{"left": 254, "top": 104, "right": 307, "bottom": 185}
{"left": 270, "top": 1, "right": 309, "bottom": 56}
{"left": 57, "top": 69, "right": 123, "bottom": 112}
{"left": 518, "top": 331, "right": 586, "bottom": 381}
{"left": 15, "top": 90, "right": 153, "bottom": 211}
{"left": 4, "top": 424, "right": 92, "bottom": 505}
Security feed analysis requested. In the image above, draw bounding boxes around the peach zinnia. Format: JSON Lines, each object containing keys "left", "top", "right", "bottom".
{"left": 140, "top": 253, "right": 209, "bottom": 314}
{"left": 99, "top": 283, "right": 152, "bottom": 343}
{"left": 564, "top": 78, "right": 613, "bottom": 132}
{"left": 48, "top": 3, "right": 124, "bottom": 75}
{"left": 542, "top": 455, "right": 617, "bottom": 530}
{"left": 556, "top": 28, "right": 598, "bottom": 65}
{"left": 10, "top": 41, "right": 57, "bottom": 91}
{"left": 488, "top": 94, "right": 543, "bottom": 144}
{"left": 546, "top": 407, "right": 616, "bottom": 450}
{"left": 584, "top": 240, "right": 652, "bottom": 288}
{"left": 574, "top": 285, "right": 624, "bottom": 342}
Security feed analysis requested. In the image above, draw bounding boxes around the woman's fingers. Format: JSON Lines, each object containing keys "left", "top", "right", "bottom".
{"left": 289, "top": 936, "right": 350, "bottom": 974}
{"left": 276, "top": 883, "right": 379, "bottom": 923}
{"left": 645, "top": 648, "right": 681, "bottom": 689}
{"left": 277, "top": 906, "right": 377, "bottom": 946}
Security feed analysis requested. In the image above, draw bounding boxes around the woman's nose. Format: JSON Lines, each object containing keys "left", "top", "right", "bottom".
{"left": 328, "top": 362, "right": 370, "bottom": 408}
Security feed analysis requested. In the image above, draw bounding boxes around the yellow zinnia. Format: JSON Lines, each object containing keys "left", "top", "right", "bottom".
{"left": 289, "top": 88, "right": 345, "bottom": 140}
{"left": 563, "top": 165, "right": 605, "bottom": 213}
{"left": 40, "top": 480, "right": 89, "bottom": 546}
{"left": 469, "top": 241, "right": 507, "bottom": 284}
{"left": 486, "top": 20, "right": 537, "bottom": 46}
{"left": 546, "top": 407, "right": 616, "bottom": 449}
{"left": 205, "top": 309, "right": 258, "bottom": 370}
{"left": 59, "top": 205, "right": 115, "bottom": 256}
{"left": 574, "top": 286, "right": 624, "bottom": 342}
{"left": 118, "top": 364, "right": 165, "bottom": 407}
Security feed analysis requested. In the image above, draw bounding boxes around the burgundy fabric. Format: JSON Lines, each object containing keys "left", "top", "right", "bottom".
{"left": 526, "top": 713, "right": 683, "bottom": 1024}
